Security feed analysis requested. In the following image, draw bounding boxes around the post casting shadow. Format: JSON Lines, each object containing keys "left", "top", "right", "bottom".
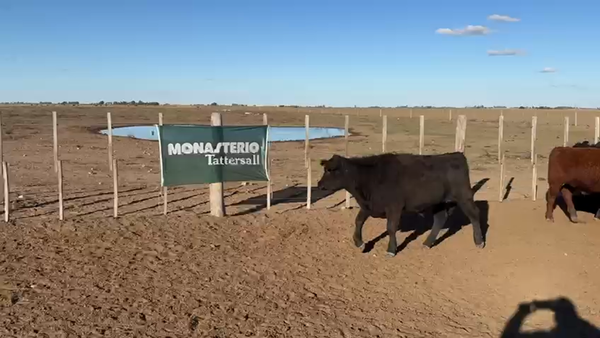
{"left": 500, "top": 297, "right": 600, "bottom": 337}
{"left": 473, "top": 178, "right": 490, "bottom": 193}
{"left": 503, "top": 177, "right": 515, "bottom": 201}
{"left": 362, "top": 178, "right": 491, "bottom": 254}
{"left": 232, "top": 185, "right": 336, "bottom": 216}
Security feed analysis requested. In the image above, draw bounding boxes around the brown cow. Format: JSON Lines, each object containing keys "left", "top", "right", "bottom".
{"left": 545, "top": 145, "right": 600, "bottom": 222}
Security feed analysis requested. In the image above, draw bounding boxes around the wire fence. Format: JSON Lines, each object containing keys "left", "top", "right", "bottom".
{"left": 0, "top": 105, "right": 598, "bottom": 220}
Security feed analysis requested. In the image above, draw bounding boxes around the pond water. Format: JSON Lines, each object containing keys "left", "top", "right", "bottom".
{"left": 99, "top": 125, "right": 346, "bottom": 142}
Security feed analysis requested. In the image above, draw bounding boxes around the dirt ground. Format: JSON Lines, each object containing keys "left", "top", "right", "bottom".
{"left": 1, "top": 105, "right": 600, "bottom": 337}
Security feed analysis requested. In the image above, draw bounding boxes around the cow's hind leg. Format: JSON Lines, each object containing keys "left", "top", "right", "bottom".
{"left": 560, "top": 187, "right": 580, "bottom": 223}
{"left": 457, "top": 198, "right": 485, "bottom": 249}
{"left": 422, "top": 204, "right": 449, "bottom": 248}
{"left": 545, "top": 185, "right": 560, "bottom": 222}
{"left": 353, "top": 208, "right": 369, "bottom": 251}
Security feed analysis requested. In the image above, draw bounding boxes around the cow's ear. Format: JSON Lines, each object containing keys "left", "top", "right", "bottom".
{"left": 319, "top": 159, "right": 328, "bottom": 167}
{"left": 329, "top": 155, "right": 342, "bottom": 169}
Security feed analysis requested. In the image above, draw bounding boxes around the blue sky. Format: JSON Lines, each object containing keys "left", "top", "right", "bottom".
{"left": 1, "top": 0, "right": 598, "bottom": 107}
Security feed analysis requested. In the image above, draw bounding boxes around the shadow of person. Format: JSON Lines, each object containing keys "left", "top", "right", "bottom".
{"left": 500, "top": 297, "right": 600, "bottom": 337}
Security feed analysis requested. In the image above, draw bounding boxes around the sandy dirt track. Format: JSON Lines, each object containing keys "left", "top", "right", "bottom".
{"left": 1, "top": 105, "right": 600, "bottom": 337}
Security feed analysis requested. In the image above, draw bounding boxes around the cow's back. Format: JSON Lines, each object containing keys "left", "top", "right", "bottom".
{"left": 391, "top": 152, "right": 471, "bottom": 210}
{"left": 548, "top": 147, "right": 600, "bottom": 191}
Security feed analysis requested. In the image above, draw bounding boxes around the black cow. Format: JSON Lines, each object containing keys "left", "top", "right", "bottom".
{"left": 317, "top": 152, "right": 485, "bottom": 257}
{"left": 573, "top": 140, "right": 600, "bottom": 148}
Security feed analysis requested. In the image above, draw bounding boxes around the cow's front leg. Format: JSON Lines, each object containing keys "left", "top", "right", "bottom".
{"left": 385, "top": 207, "right": 402, "bottom": 257}
{"left": 457, "top": 198, "right": 485, "bottom": 248}
{"left": 353, "top": 208, "right": 369, "bottom": 251}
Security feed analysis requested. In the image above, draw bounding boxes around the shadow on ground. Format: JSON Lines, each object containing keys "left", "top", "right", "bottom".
{"left": 234, "top": 179, "right": 491, "bottom": 253}
{"left": 231, "top": 184, "right": 336, "bottom": 215}
{"left": 500, "top": 297, "right": 600, "bottom": 337}
{"left": 362, "top": 178, "right": 491, "bottom": 254}
{"left": 554, "top": 192, "right": 600, "bottom": 220}
{"left": 361, "top": 200, "right": 490, "bottom": 254}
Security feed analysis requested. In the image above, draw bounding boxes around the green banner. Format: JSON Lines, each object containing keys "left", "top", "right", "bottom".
{"left": 157, "top": 124, "right": 269, "bottom": 186}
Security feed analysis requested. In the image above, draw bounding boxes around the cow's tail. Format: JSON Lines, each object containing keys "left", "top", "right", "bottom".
{"left": 546, "top": 147, "right": 562, "bottom": 183}
{"left": 546, "top": 146, "right": 566, "bottom": 197}
{"left": 453, "top": 152, "right": 475, "bottom": 194}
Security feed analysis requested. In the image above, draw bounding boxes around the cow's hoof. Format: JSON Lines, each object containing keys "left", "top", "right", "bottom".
{"left": 476, "top": 242, "right": 486, "bottom": 249}
{"left": 385, "top": 251, "right": 396, "bottom": 258}
{"left": 422, "top": 242, "right": 433, "bottom": 249}
{"left": 594, "top": 217, "right": 600, "bottom": 222}
{"left": 358, "top": 243, "right": 366, "bottom": 252}
{"left": 545, "top": 217, "right": 554, "bottom": 223}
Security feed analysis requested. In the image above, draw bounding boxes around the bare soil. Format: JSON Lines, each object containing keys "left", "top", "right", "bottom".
{"left": 1, "top": 105, "right": 600, "bottom": 337}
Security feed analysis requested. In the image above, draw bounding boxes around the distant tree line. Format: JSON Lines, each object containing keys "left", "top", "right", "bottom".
{"left": 0, "top": 102, "right": 592, "bottom": 110}
{"left": 97, "top": 100, "right": 160, "bottom": 106}
{"left": 0, "top": 101, "right": 160, "bottom": 106}
{"left": 516, "top": 105, "right": 578, "bottom": 110}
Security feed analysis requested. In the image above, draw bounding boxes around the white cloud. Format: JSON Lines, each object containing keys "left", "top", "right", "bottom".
{"left": 540, "top": 67, "right": 557, "bottom": 73}
{"left": 435, "top": 25, "right": 491, "bottom": 36}
{"left": 487, "top": 49, "right": 525, "bottom": 56}
{"left": 488, "top": 14, "right": 520, "bottom": 22}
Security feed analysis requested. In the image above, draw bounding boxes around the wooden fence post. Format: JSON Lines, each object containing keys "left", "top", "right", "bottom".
{"left": 158, "top": 113, "right": 168, "bottom": 215}
{"left": 575, "top": 110, "right": 578, "bottom": 127}
{"left": 113, "top": 159, "right": 118, "bottom": 218}
{"left": 3, "top": 162, "right": 8, "bottom": 222}
{"left": 595, "top": 117, "right": 599, "bottom": 144}
{"left": 419, "top": 115, "right": 424, "bottom": 155}
{"left": 306, "top": 158, "right": 312, "bottom": 210}
{"left": 0, "top": 112, "right": 3, "bottom": 176}
{"left": 462, "top": 115, "right": 467, "bottom": 151}
{"left": 305, "top": 115, "right": 309, "bottom": 167}
{"left": 563, "top": 116, "right": 569, "bottom": 147}
{"left": 409, "top": 109, "right": 413, "bottom": 119}
{"left": 53, "top": 111, "right": 58, "bottom": 172}
{"left": 532, "top": 154, "right": 538, "bottom": 201}
{"left": 58, "top": 160, "right": 64, "bottom": 220}
{"left": 499, "top": 153, "right": 505, "bottom": 202}
{"left": 498, "top": 115, "right": 504, "bottom": 163}
{"left": 263, "top": 113, "right": 271, "bottom": 210}
{"left": 455, "top": 117, "right": 460, "bottom": 152}
{"left": 531, "top": 116, "right": 537, "bottom": 164}
{"left": 210, "top": 112, "right": 225, "bottom": 217}
{"left": 455, "top": 115, "right": 467, "bottom": 152}
{"left": 107, "top": 112, "right": 113, "bottom": 171}
{"left": 382, "top": 115, "right": 387, "bottom": 153}
{"left": 344, "top": 115, "right": 350, "bottom": 209}
{"left": 449, "top": 109, "right": 452, "bottom": 121}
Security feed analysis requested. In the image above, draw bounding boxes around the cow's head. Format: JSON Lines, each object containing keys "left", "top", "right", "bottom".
{"left": 317, "top": 154, "right": 346, "bottom": 191}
